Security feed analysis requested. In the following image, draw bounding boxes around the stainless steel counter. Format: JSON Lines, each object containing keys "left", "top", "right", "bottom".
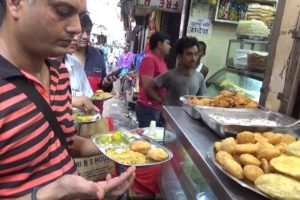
{"left": 162, "top": 106, "right": 270, "bottom": 200}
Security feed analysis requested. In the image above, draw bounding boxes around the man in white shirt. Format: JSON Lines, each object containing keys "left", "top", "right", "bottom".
{"left": 58, "top": 35, "right": 96, "bottom": 112}
{"left": 65, "top": 53, "right": 94, "bottom": 97}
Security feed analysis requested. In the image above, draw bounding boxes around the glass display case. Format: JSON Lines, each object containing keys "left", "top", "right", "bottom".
{"left": 206, "top": 67, "right": 263, "bottom": 101}
{"left": 226, "top": 39, "right": 269, "bottom": 70}
{"left": 160, "top": 132, "right": 217, "bottom": 200}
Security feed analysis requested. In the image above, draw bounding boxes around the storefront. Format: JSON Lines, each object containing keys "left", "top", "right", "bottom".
{"left": 186, "top": 0, "right": 277, "bottom": 78}
{"left": 156, "top": 0, "right": 300, "bottom": 199}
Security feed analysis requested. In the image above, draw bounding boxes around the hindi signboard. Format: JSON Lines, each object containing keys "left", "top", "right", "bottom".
{"left": 187, "top": 18, "right": 213, "bottom": 37}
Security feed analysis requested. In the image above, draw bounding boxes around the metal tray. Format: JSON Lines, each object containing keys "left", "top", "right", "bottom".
{"left": 91, "top": 133, "right": 173, "bottom": 167}
{"left": 91, "top": 94, "right": 113, "bottom": 102}
{"left": 199, "top": 108, "right": 300, "bottom": 138}
{"left": 180, "top": 95, "right": 260, "bottom": 120}
{"left": 142, "top": 127, "right": 177, "bottom": 144}
{"left": 73, "top": 113, "right": 102, "bottom": 124}
{"left": 207, "top": 147, "right": 272, "bottom": 200}
{"left": 180, "top": 95, "right": 214, "bottom": 119}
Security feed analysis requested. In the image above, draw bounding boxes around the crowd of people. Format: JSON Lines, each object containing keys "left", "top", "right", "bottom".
{"left": 0, "top": 0, "right": 209, "bottom": 199}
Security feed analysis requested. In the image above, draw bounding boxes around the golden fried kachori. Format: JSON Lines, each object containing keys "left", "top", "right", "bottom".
{"left": 236, "top": 131, "right": 256, "bottom": 144}
{"left": 261, "top": 158, "right": 272, "bottom": 174}
{"left": 131, "top": 141, "right": 152, "bottom": 154}
{"left": 223, "top": 159, "right": 244, "bottom": 179}
{"left": 220, "top": 137, "right": 236, "bottom": 154}
{"left": 216, "top": 151, "right": 234, "bottom": 166}
{"left": 235, "top": 143, "right": 258, "bottom": 155}
{"left": 262, "top": 132, "right": 283, "bottom": 145}
{"left": 239, "top": 154, "right": 261, "bottom": 166}
{"left": 214, "top": 141, "right": 222, "bottom": 152}
{"left": 281, "top": 134, "right": 296, "bottom": 144}
{"left": 243, "top": 165, "right": 264, "bottom": 183}
{"left": 257, "top": 147, "right": 281, "bottom": 161}
{"left": 147, "top": 148, "right": 168, "bottom": 161}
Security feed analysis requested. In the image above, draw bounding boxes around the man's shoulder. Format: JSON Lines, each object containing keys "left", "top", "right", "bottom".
{"left": 47, "top": 58, "right": 66, "bottom": 72}
{"left": 88, "top": 45, "right": 102, "bottom": 55}
{"left": 192, "top": 70, "right": 205, "bottom": 83}
{"left": 65, "top": 54, "right": 82, "bottom": 69}
{"left": 66, "top": 54, "right": 79, "bottom": 62}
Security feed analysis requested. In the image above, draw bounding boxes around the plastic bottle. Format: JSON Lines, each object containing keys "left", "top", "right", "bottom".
{"left": 149, "top": 120, "right": 157, "bottom": 138}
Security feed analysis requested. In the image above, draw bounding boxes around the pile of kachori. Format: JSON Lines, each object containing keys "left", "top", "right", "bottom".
{"left": 130, "top": 141, "right": 169, "bottom": 162}
{"left": 189, "top": 90, "right": 258, "bottom": 109}
{"left": 213, "top": 131, "right": 300, "bottom": 199}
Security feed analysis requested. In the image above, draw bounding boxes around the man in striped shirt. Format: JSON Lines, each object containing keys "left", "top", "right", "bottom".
{"left": 0, "top": 0, "right": 135, "bottom": 199}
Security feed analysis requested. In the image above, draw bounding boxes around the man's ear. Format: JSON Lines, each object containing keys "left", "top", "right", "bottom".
{"left": 6, "top": 0, "right": 23, "bottom": 20}
{"left": 157, "top": 41, "right": 163, "bottom": 49}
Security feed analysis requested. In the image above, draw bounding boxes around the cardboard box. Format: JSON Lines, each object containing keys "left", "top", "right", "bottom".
{"left": 75, "top": 153, "right": 115, "bottom": 181}
{"left": 75, "top": 118, "right": 115, "bottom": 181}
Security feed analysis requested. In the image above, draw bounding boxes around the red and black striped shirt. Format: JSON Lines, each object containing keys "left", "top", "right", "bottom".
{"left": 0, "top": 56, "right": 77, "bottom": 199}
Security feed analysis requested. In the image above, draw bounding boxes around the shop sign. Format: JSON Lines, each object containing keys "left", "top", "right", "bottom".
{"left": 136, "top": 0, "right": 183, "bottom": 13}
{"left": 187, "top": 18, "right": 213, "bottom": 36}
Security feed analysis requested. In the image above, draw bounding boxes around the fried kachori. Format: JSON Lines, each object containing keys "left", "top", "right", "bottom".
{"left": 255, "top": 174, "right": 300, "bottom": 200}
{"left": 216, "top": 151, "right": 234, "bottom": 166}
{"left": 257, "top": 147, "right": 281, "bottom": 161}
{"left": 235, "top": 143, "right": 258, "bottom": 155}
{"left": 261, "top": 158, "right": 272, "bottom": 174}
{"left": 223, "top": 159, "right": 244, "bottom": 179}
{"left": 243, "top": 165, "right": 264, "bottom": 183}
{"left": 147, "top": 148, "right": 168, "bottom": 161}
{"left": 270, "top": 155, "right": 300, "bottom": 179}
{"left": 214, "top": 141, "right": 222, "bottom": 152}
{"left": 262, "top": 132, "right": 283, "bottom": 145}
{"left": 281, "top": 134, "right": 296, "bottom": 144}
{"left": 239, "top": 154, "right": 261, "bottom": 166}
{"left": 236, "top": 131, "right": 256, "bottom": 144}
{"left": 131, "top": 141, "right": 152, "bottom": 154}
{"left": 220, "top": 137, "right": 236, "bottom": 154}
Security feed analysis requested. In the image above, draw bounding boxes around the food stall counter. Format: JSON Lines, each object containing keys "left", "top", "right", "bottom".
{"left": 161, "top": 105, "right": 270, "bottom": 200}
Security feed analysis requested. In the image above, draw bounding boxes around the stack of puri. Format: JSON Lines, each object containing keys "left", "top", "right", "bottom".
{"left": 214, "top": 131, "right": 300, "bottom": 199}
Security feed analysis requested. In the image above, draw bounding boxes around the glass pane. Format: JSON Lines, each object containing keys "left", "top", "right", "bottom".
{"left": 206, "top": 68, "right": 262, "bottom": 101}
{"left": 160, "top": 128, "right": 217, "bottom": 200}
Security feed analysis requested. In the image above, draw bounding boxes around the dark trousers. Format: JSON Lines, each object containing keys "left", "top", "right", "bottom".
{"left": 135, "top": 103, "right": 162, "bottom": 128}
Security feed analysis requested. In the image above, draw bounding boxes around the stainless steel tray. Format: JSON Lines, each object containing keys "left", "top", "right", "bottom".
{"left": 91, "top": 133, "right": 173, "bottom": 167}
{"left": 180, "top": 95, "right": 214, "bottom": 119}
{"left": 73, "top": 113, "right": 102, "bottom": 124}
{"left": 199, "top": 108, "right": 300, "bottom": 138}
{"left": 180, "top": 95, "right": 260, "bottom": 120}
{"left": 207, "top": 147, "right": 272, "bottom": 200}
